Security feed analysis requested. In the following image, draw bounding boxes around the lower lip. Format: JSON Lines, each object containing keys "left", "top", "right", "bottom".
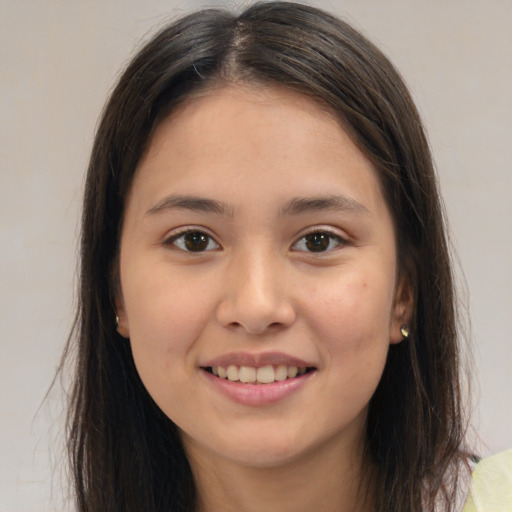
{"left": 201, "top": 369, "right": 315, "bottom": 406}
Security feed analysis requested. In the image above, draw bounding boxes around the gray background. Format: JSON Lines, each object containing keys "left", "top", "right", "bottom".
{"left": 1, "top": 1, "right": 511, "bottom": 510}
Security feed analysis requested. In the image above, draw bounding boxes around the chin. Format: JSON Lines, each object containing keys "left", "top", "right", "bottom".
{"left": 213, "top": 423, "right": 327, "bottom": 469}
{"left": 224, "top": 443, "right": 308, "bottom": 469}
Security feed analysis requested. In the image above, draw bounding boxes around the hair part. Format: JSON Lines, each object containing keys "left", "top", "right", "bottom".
{"left": 62, "top": 3, "right": 471, "bottom": 511}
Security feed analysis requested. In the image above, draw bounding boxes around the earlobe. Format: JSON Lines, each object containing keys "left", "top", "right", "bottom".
{"left": 390, "top": 275, "right": 413, "bottom": 344}
{"left": 114, "top": 295, "right": 130, "bottom": 338}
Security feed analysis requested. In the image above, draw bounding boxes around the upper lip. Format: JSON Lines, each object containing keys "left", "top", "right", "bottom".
{"left": 202, "top": 351, "right": 315, "bottom": 368}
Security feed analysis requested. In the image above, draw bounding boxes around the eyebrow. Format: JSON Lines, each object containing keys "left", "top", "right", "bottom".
{"left": 280, "top": 195, "right": 369, "bottom": 216}
{"left": 146, "top": 194, "right": 233, "bottom": 216}
{"left": 146, "top": 193, "right": 369, "bottom": 217}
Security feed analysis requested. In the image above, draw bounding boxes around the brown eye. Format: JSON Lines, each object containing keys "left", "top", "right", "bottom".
{"left": 305, "top": 233, "right": 330, "bottom": 252}
{"left": 184, "top": 232, "right": 209, "bottom": 251}
{"left": 168, "top": 230, "right": 220, "bottom": 252}
{"left": 293, "top": 231, "right": 344, "bottom": 253}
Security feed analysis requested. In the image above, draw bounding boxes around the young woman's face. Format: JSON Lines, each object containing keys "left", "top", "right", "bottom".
{"left": 117, "top": 85, "right": 410, "bottom": 469}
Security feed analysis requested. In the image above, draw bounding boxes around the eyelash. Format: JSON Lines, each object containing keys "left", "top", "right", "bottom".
{"left": 163, "top": 228, "right": 347, "bottom": 254}
{"left": 292, "top": 230, "right": 346, "bottom": 254}
{"left": 163, "top": 229, "right": 221, "bottom": 253}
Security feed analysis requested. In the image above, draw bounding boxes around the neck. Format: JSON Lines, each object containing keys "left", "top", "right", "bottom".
{"left": 184, "top": 433, "right": 374, "bottom": 512}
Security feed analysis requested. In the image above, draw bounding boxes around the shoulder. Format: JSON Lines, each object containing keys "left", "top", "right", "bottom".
{"left": 463, "top": 449, "right": 512, "bottom": 512}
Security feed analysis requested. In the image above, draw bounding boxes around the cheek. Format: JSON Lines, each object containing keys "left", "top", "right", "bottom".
{"left": 309, "top": 274, "right": 394, "bottom": 340}
{"left": 314, "top": 278, "right": 394, "bottom": 414}
{"left": 121, "top": 264, "right": 213, "bottom": 379}
{"left": 122, "top": 269, "right": 220, "bottom": 420}
{"left": 305, "top": 272, "right": 394, "bottom": 385}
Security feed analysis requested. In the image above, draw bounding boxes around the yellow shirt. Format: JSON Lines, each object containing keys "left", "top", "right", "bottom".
{"left": 463, "top": 450, "right": 512, "bottom": 512}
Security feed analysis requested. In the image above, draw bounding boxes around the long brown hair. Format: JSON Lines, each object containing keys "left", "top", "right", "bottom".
{"left": 63, "top": 2, "right": 470, "bottom": 510}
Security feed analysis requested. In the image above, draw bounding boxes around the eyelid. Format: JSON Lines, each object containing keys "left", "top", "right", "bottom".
{"left": 162, "top": 226, "right": 222, "bottom": 251}
{"left": 290, "top": 226, "right": 349, "bottom": 253}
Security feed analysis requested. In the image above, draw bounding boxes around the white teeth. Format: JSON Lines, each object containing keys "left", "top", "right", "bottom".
{"left": 239, "top": 366, "right": 256, "bottom": 383}
{"left": 287, "top": 366, "right": 298, "bottom": 378}
{"left": 275, "top": 364, "right": 288, "bottom": 381}
{"left": 256, "top": 365, "right": 275, "bottom": 383}
{"left": 210, "top": 364, "right": 309, "bottom": 384}
{"left": 227, "top": 365, "right": 239, "bottom": 382}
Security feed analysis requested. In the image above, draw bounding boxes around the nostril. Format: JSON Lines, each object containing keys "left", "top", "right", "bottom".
{"left": 223, "top": 319, "right": 289, "bottom": 335}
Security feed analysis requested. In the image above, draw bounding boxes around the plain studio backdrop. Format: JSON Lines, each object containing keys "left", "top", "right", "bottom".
{"left": 1, "top": 1, "right": 511, "bottom": 510}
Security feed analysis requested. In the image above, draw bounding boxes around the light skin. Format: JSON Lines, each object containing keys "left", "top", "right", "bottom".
{"left": 116, "top": 84, "right": 412, "bottom": 512}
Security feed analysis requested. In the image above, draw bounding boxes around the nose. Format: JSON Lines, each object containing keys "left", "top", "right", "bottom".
{"left": 215, "top": 247, "right": 296, "bottom": 335}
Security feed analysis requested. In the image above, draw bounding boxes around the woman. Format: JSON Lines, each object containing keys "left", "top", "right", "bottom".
{"left": 63, "top": 2, "right": 473, "bottom": 510}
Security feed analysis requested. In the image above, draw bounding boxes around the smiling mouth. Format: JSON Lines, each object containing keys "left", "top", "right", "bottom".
{"left": 203, "top": 364, "right": 316, "bottom": 384}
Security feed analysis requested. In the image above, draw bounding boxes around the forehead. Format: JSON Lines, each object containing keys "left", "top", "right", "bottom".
{"left": 128, "top": 84, "right": 389, "bottom": 220}
{"left": 143, "top": 84, "right": 344, "bottom": 161}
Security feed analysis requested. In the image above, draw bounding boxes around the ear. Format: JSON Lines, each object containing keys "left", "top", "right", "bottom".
{"left": 390, "top": 273, "right": 413, "bottom": 344}
{"left": 115, "top": 293, "right": 130, "bottom": 339}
